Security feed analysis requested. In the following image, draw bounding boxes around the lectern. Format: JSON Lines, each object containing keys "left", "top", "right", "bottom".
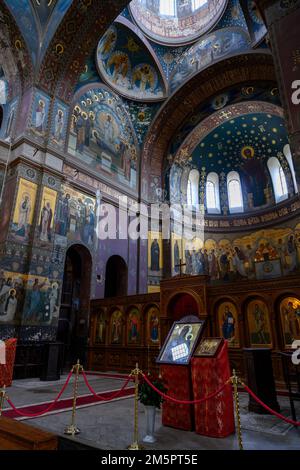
{"left": 157, "top": 316, "right": 205, "bottom": 431}
{"left": 191, "top": 338, "right": 235, "bottom": 437}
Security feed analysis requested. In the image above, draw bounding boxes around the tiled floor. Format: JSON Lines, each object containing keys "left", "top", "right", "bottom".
{"left": 3, "top": 373, "right": 300, "bottom": 450}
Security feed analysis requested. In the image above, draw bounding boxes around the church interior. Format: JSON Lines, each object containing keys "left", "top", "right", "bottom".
{"left": 0, "top": 0, "right": 300, "bottom": 453}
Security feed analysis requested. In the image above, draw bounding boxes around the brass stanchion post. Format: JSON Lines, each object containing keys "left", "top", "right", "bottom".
{"left": 0, "top": 385, "right": 7, "bottom": 417}
{"left": 232, "top": 369, "right": 243, "bottom": 450}
{"left": 64, "top": 359, "right": 82, "bottom": 436}
{"left": 128, "top": 362, "right": 143, "bottom": 450}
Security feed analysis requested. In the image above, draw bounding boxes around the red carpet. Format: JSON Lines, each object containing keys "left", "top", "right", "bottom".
{"left": 3, "top": 387, "right": 134, "bottom": 420}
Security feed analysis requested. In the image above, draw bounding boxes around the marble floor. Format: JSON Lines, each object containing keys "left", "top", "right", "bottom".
{"left": 2, "top": 373, "right": 300, "bottom": 450}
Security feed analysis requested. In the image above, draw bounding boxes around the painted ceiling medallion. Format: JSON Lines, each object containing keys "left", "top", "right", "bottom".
{"left": 96, "top": 19, "right": 167, "bottom": 102}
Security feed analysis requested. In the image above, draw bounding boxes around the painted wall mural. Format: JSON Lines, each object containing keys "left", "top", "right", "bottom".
{"left": 280, "top": 297, "right": 300, "bottom": 349}
{"left": 68, "top": 85, "right": 138, "bottom": 189}
{"left": 0, "top": 270, "right": 60, "bottom": 326}
{"left": 129, "top": 0, "right": 228, "bottom": 45}
{"left": 0, "top": 270, "right": 26, "bottom": 324}
{"left": 28, "top": 89, "right": 51, "bottom": 139}
{"left": 22, "top": 275, "right": 60, "bottom": 326}
{"left": 246, "top": 299, "right": 272, "bottom": 347}
{"left": 96, "top": 21, "right": 166, "bottom": 101}
{"left": 55, "top": 184, "right": 96, "bottom": 247}
{"left": 169, "top": 27, "right": 250, "bottom": 93}
{"left": 11, "top": 178, "right": 38, "bottom": 243}
{"left": 39, "top": 186, "right": 57, "bottom": 244}
{"left": 170, "top": 225, "right": 300, "bottom": 282}
{"left": 49, "top": 99, "right": 69, "bottom": 150}
{"left": 0, "top": 97, "right": 19, "bottom": 141}
{"left": 148, "top": 231, "right": 163, "bottom": 293}
{"left": 217, "top": 300, "right": 240, "bottom": 347}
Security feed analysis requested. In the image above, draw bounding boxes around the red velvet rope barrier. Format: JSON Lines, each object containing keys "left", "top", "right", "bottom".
{"left": 142, "top": 373, "right": 229, "bottom": 405}
{"left": 81, "top": 370, "right": 133, "bottom": 401}
{"left": 242, "top": 383, "right": 300, "bottom": 427}
{"left": 5, "top": 370, "right": 73, "bottom": 418}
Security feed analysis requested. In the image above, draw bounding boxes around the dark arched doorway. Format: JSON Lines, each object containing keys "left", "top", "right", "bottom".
{"left": 167, "top": 293, "right": 199, "bottom": 321}
{"left": 104, "top": 255, "right": 128, "bottom": 298}
{"left": 57, "top": 244, "right": 92, "bottom": 368}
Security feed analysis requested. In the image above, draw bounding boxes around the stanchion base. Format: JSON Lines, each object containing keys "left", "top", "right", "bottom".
{"left": 64, "top": 425, "right": 80, "bottom": 436}
{"left": 127, "top": 441, "right": 144, "bottom": 450}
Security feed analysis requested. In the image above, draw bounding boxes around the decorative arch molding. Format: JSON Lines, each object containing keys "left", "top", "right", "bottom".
{"left": 174, "top": 100, "right": 284, "bottom": 166}
{"left": 164, "top": 289, "right": 205, "bottom": 318}
{"left": 141, "top": 51, "right": 275, "bottom": 201}
{"left": 38, "top": 0, "right": 131, "bottom": 102}
{"left": 96, "top": 16, "right": 168, "bottom": 102}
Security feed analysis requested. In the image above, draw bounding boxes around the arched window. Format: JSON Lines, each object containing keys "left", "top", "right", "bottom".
{"left": 187, "top": 169, "right": 199, "bottom": 207}
{"left": 160, "top": 0, "right": 175, "bottom": 16}
{"left": 227, "top": 171, "right": 244, "bottom": 213}
{"left": 267, "top": 157, "right": 288, "bottom": 203}
{"left": 0, "top": 79, "right": 7, "bottom": 105}
{"left": 283, "top": 144, "right": 298, "bottom": 194}
{"left": 192, "top": 0, "right": 207, "bottom": 11}
{"left": 206, "top": 172, "right": 220, "bottom": 214}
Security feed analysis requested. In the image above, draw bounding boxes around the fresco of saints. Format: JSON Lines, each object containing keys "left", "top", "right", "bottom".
{"left": 208, "top": 249, "right": 219, "bottom": 280}
{"left": 53, "top": 109, "right": 64, "bottom": 142}
{"left": 103, "top": 114, "right": 115, "bottom": 144}
{"left": 56, "top": 193, "right": 70, "bottom": 236}
{"left": 49, "top": 282, "right": 59, "bottom": 322}
{"left": 99, "top": 29, "right": 117, "bottom": 58}
{"left": 0, "top": 278, "right": 13, "bottom": 316}
{"left": 174, "top": 240, "right": 180, "bottom": 273}
{"left": 2, "top": 288, "right": 18, "bottom": 322}
{"left": 40, "top": 200, "right": 53, "bottom": 242}
{"left": 25, "top": 278, "right": 47, "bottom": 322}
{"left": 150, "top": 239, "right": 160, "bottom": 272}
{"left": 132, "top": 64, "right": 156, "bottom": 92}
{"left": 16, "top": 193, "right": 31, "bottom": 238}
{"left": 75, "top": 110, "right": 86, "bottom": 153}
{"left": 107, "top": 52, "right": 129, "bottom": 83}
{"left": 83, "top": 205, "right": 95, "bottom": 245}
{"left": 35, "top": 99, "right": 46, "bottom": 134}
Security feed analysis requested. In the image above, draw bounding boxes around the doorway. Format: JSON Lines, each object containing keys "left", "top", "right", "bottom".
{"left": 57, "top": 244, "right": 92, "bottom": 369}
{"left": 104, "top": 255, "right": 128, "bottom": 298}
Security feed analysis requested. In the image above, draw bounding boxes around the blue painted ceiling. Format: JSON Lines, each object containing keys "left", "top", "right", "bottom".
{"left": 191, "top": 113, "right": 288, "bottom": 173}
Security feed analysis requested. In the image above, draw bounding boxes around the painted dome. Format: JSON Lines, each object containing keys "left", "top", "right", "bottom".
{"left": 129, "top": 0, "right": 228, "bottom": 45}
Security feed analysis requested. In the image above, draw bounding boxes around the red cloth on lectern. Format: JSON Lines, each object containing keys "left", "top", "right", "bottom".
{"left": 191, "top": 341, "right": 235, "bottom": 437}
{"left": 161, "top": 364, "right": 194, "bottom": 431}
{"left": 0, "top": 338, "right": 17, "bottom": 387}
